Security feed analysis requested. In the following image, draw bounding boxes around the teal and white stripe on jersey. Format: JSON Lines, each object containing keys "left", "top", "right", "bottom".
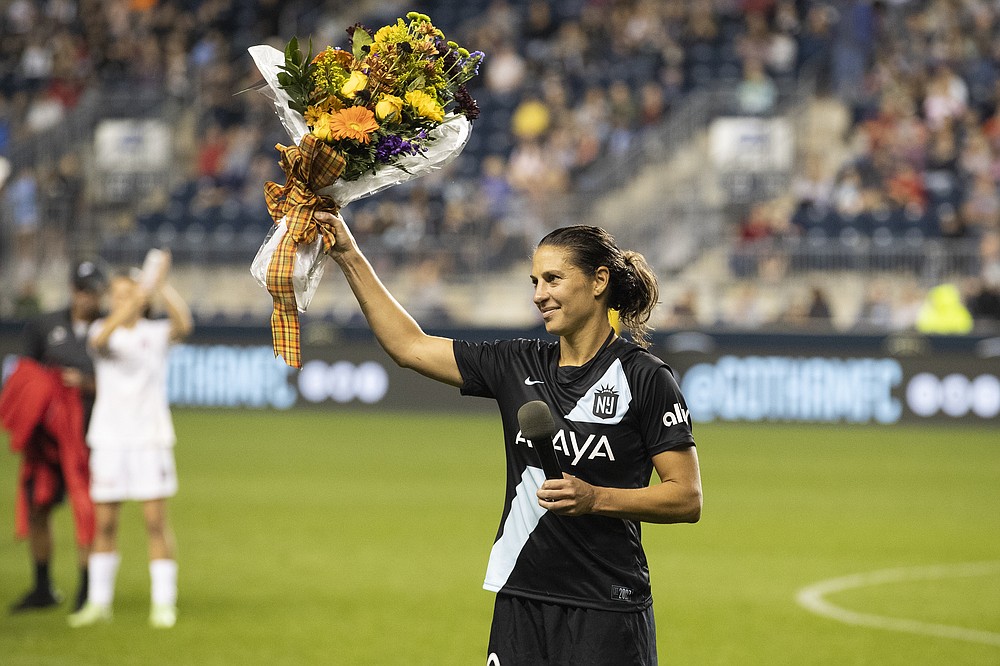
{"left": 483, "top": 465, "right": 547, "bottom": 592}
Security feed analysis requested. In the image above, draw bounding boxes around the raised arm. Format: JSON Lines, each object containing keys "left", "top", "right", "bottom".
{"left": 158, "top": 282, "right": 193, "bottom": 342}
{"left": 318, "top": 210, "right": 462, "bottom": 387}
{"left": 141, "top": 249, "right": 191, "bottom": 341}
{"left": 89, "top": 283, "right": 149, "bottom": 353}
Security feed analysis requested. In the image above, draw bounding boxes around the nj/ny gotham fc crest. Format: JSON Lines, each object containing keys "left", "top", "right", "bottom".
{"left": 565, "top": 359, "right": 632, "bottom": 425}
{"left": 592, "top": 384, "right": 619, "bottom": 418}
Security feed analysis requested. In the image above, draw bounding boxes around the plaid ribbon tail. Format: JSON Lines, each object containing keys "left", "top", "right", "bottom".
{"left": 266, "top": 232, "right": 302, "bottom": 368}
{"left": 262, "top": 135, "right": 346, "bottom": 368}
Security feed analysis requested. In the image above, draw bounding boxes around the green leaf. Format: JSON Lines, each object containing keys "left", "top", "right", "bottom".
{"left": 407, "top": 75, "right": 425, "bottom": 91}
{"left": 276, "top": 72, "right": 293, "bottom": 86}
{"left": 352, "top": 29, "right": 373, "bottom": 62}
{"left": 285, "top": 37, "right": 300, "bottom": 66}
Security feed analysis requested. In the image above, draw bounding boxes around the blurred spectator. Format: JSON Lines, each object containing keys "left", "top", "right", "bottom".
{"left": 831, "top": 165, "right": 866, "bottom": 217}
{"left": 638, "top": 81, "right": 668, "bottom": 127}
{"left": 916, "top": 283, "right": 974, "bottom": 335}
{"left": 663, "top": 287, "right": 701, "bottom": 330}
{"left": 893, "top": 282, "right": 925, "bottom": 331}
{"left": 510, "top": 95, "right": 550, "bottom": 142}
{"left": 791, "top": 153, "right": 834, "bottom": 210}
{"left": 831, "top": 0, "right": 880, "bottom": 106}
{"left": 966, "top": 276, "right": 1000, "bottom": 326}
{"left": 736, "top": 59, "right": 777, "bottom": 115}
{"left": 737, "top": 12, "right": 774, "bottom": 67}
{"left": 923, "top": 63, "right": 968, "bottom": 131}
{"left": 478, "top": 154, "right": 513, "bottom": 224}
{"left": 797, "top": 3, "right": 835, "bottom": 88}
{"left": 405, "top": 256, "right": 454, "bottom": 326}
{"left": 960, "top": 174, "right": 1000, "bottom": 230}
{"left": 507, "top": 138, "right": 567, "bottom": 199}
{"left": 4, "top": 165, "right": 40, "bottom": 280}
{"left": 856, "top": 280, "right": 895, "bottom": 330}
{"left": 484, "top": 40, "right": 526, "bottom": 95}
{"left": 782, "top": 284, "right": 833, "bottom": 328}
{"left": 720, "top": 282, "right": 772, "bottom": 329}
{"left": 885, "top": 163, "right": 926, "bottom": 213}
{"left": 807, "top": 285, "right": 832, "bottom": 320}
{"left": 13, "top": 281, "right": 40, "bottom": 318}
{"left": 979, "top": 230, "right": 1000, "bottom": 284}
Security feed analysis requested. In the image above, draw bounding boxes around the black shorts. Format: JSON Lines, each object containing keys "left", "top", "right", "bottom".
{"left": 486, "top": 594, "right": 657, "bottom": 666}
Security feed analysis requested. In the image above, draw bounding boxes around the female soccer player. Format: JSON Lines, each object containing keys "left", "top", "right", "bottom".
{"left": 318, "top": 211, "right": 701, "bottom": 665}
{"left": 68, "top": 252, "right": 193, "bottom": 629}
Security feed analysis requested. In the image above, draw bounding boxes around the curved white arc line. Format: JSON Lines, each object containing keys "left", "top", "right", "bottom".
{"left": 796, "top": 561, "right": 1000, "bottom": 647}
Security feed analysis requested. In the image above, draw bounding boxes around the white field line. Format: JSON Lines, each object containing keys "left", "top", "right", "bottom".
{"left": 795, "top": 561, "right": 1000, "bottom": 647}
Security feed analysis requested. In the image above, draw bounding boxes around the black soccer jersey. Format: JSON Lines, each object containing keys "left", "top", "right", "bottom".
{"left": 454, "top": 335, "right": 695, "bottom": 612}
{"left": 24, "top": 309, "right": 94, "bottom": 373}
{"left": 23, "top": 308, "right": 97, "bottom": 422}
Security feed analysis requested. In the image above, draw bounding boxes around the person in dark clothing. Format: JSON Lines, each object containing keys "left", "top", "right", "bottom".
{"left": 319, "top": 211, "right": 702, "bottom": 664}
{"left": 7, "top": 261, "right": 106, "bottom": 613}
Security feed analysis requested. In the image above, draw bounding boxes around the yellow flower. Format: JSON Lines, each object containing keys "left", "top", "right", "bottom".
{"left": 374, "top": 19, "right": 409, "bottom": 44}
{"left": 405, "top": 89, "right": 444, "bottom": 122}
{"left": 311, "top": 112, "right": 335, "bottom": 142}
{"left": 341, "top": 70, "right": 368, "bottom": 99}
{"left": 375, "top": 94, "right": 404, "bottom": 121}
{"left": 304, "top": 105, "right": 325, "bottom": 126}
{"left": 326, "top": 106, "right": 379, "bottom": 144}
{"left": 311, "top": 48, "right": 353, "bottom": 95}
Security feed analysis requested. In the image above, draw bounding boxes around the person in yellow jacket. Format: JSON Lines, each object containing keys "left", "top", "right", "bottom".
{"left": 916, "top": 283, "right": 974, "bottom": 335}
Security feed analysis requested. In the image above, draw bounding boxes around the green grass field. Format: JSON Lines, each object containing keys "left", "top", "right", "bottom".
{"left": 1, "top": 410, "right": 998, "bottom": 665}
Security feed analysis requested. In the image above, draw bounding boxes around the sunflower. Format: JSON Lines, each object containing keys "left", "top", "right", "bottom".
{"left": 405, "top": 89, "right": 444, "bottom": 122}
{"left": 326, "top": 106, "right": 379, "bottom": 143}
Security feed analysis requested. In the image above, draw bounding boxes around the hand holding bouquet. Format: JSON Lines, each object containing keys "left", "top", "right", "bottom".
{"left": 248, "top": 12, "right": 484, "bottom": 367}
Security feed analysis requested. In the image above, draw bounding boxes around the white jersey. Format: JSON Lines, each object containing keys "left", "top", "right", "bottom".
{"left": 87, "top": 318, "right": 175, "bottom": 450}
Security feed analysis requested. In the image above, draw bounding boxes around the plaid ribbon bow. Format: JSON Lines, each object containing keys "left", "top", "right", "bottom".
{"left": 263, "top": 133, "right": 346, "bottom": 368}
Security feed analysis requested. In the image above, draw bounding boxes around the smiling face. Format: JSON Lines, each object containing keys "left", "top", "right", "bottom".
{"left": 530, "top": 244, "right": 608, "bottom": 338}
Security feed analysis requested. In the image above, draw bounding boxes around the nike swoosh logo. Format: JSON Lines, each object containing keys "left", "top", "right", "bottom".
{"left": 524, "top": 378, "right": 545, "bottom": 385}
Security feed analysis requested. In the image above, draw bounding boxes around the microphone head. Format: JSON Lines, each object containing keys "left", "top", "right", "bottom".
{"left": 517, "top": 400, "right": 556, "bottom": 441}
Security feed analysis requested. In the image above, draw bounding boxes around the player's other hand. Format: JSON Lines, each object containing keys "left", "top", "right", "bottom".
{"left": 316, "top": 211, "right": 357, "bottom": 262}
{"left": 537, "top": 474, "right": 597, "bottom": 516}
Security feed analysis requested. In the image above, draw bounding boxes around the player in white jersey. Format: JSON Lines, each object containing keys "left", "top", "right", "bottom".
{"left": 319, "top": 211, "right": 702, "bottom": 665}
{"left": 69, "top": 251, "right": 193, "bottom": 629}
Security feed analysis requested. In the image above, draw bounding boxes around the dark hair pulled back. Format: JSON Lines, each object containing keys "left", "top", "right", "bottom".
{"left": 538, "top": 225, "right": 659, "bottom": 347}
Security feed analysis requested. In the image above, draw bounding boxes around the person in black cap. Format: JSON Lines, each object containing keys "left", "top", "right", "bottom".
{"left": 6, "top": 260, "right": 107, "bottom": 613}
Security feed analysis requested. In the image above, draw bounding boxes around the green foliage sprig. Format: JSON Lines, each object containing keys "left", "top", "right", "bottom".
{"left": 276, "top": 37, "right": 316, "bottom": 115}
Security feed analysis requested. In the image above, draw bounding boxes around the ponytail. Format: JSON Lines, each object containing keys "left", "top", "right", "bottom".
{"left": 611, "top": 251, "right": 658, "bottom": 347}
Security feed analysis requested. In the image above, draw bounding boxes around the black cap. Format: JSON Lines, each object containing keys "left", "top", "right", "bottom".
{"left": 72, "top": 261, "right": 107, "bottom": 293}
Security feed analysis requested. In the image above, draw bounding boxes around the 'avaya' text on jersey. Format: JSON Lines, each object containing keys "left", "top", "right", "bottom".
{"left": 454, "top": 336, "right": 695, "bottom": 612}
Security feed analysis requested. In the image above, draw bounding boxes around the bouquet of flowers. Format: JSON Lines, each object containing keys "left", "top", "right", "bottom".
{"left": 248, "top": 12, "right": 484, "bottom": 367}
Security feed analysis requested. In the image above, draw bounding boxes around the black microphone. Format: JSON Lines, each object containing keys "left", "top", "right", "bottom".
{"left": 517, "top": 400, "right": 563, "bottom": 480}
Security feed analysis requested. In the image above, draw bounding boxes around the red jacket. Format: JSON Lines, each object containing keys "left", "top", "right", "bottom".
{"left": 0, "top": 357, "right": 94, "bottom": 547}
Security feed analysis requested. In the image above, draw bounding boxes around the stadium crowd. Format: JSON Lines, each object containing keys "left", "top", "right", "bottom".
{"left": 729, "top": 0, "right": 1000, "bottom": 331}
{"left": 0, "top": 0, "right": 999, "bottom": 332}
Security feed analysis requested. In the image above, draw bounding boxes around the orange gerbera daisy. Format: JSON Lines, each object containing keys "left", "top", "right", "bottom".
{"left": 327, "top": 106, "right": 379, "bottom": 144}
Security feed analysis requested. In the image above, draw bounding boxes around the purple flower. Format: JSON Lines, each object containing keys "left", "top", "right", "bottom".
{"left": 465, "top": 51, "right": 485, "bottom": 76}
{"left": 375, "top": 133, "right": 423, "bottom": 163}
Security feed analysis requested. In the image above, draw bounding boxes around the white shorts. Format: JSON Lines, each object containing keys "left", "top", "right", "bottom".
{"left": 89, "top": 447, "right": 178, "bottom": 503}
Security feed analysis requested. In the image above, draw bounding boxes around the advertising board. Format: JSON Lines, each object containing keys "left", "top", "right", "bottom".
{"left": 2, "top": 324, "right": 997, "bottom": 424}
